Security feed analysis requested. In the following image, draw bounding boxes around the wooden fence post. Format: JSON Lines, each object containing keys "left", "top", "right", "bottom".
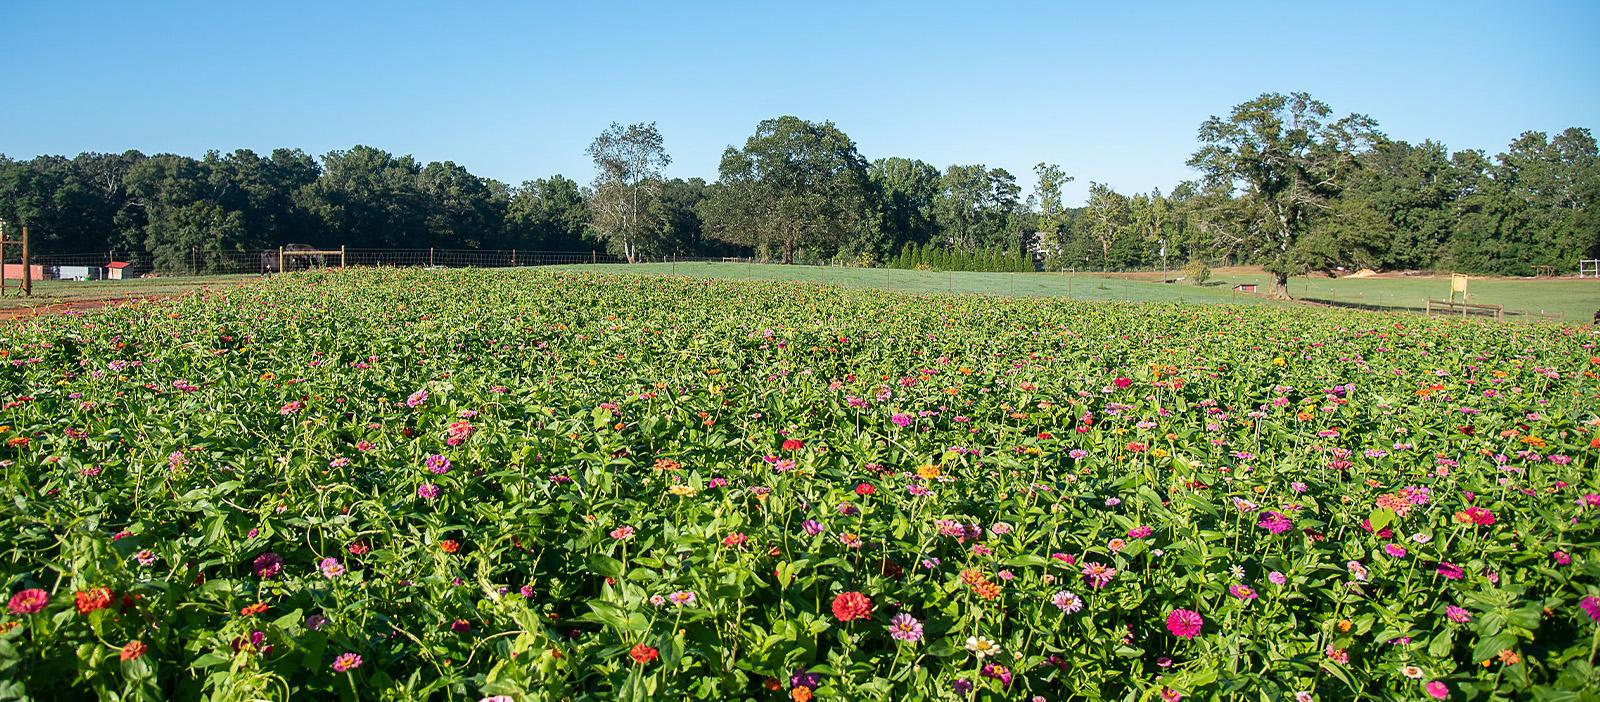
{"left": 278, "top": 246, "right": 284, "bottom": 275}
{"left": 20, "top": 225, "right": 31, "bottom": 296}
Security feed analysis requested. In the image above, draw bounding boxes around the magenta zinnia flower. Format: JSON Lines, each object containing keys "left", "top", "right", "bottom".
{"left": 417, "top": 483, "right": 441, "bottom": 500}
{"left": 1257, "top": 511, "right": 1293, "bottom": 534}
{"left": 6, "top": 588, "right": 48, "bottom": 615}
{"left": 1165, "top": 609, "right": 1203, "bottom": 638}
{"left": 1579, "top": 596, "right": 1600, "bottom": 622}
{"left": 424, "top": 454, "right": 451, "bottom": 474}
{"left": 1436, "top": 562, "right": 1464, "bottom": 580}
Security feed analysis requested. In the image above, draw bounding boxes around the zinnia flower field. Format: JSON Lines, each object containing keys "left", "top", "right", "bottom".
{"left": 1, "top": 268, "right": 1597, "bottom": 700}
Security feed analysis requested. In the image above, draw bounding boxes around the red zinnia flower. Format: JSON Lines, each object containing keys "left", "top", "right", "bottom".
{"left": 831, "top": 591, "right": 873, "bottom": 622}
{"left": 629, "top": 643, "right": 659, "bottom": 665}
{"left": 74, "top": 587, "right": 113, "bottom": 615}
{"left": 855, "top": 483, "right": 876, "bottom": 496}
{"left": 782, "top": 439, "right": 805, "bottom": 451}
{"left": 120, "top": 640, "right": 147, "bottom": 661}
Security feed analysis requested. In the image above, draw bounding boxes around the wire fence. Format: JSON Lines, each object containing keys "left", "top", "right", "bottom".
{"left": 11, "top": 248, "right": 725, "bottom": 279}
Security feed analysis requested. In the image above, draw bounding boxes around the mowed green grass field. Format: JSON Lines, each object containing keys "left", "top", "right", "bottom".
{"left": 555, "top": 262, "right": 1600, "bottom": 322}
{"left": 4, "top": 264, "right": 1596, "bottom": 322}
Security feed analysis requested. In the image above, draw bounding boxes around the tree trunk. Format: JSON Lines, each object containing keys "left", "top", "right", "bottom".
{"left": 1269, "top": 270, "right": 1292, "bottom": 299}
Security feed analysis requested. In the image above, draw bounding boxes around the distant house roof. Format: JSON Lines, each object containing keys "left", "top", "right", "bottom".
{"left": 106, "top": 261, "right": 130, "bottom": 269}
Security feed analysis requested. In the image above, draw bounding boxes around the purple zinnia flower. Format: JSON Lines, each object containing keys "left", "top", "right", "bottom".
{"left": 252, "top": 552, "right": 283, "bottom": 579}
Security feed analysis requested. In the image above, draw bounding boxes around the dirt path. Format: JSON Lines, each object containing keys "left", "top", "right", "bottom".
{"left": 0, "top": 295, "right": 176, "bottom": 322}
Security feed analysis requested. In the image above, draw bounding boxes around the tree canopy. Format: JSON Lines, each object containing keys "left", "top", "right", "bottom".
{"left": 2, "top": 95, "right": 1594, "bottom": 277}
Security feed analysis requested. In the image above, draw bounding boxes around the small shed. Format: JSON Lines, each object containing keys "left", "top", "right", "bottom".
{"left": 1233, "top": 283, "right": 1258, "bottom": 294}
{"left": 56, "top": 265, "right": 105, "bottom": 281}
{"left": 106, "top": 261, "right": 131, "bottom": 280}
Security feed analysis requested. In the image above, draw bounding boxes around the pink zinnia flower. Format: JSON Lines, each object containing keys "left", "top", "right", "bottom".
{"left": 319, "top": 557, "right": 346, "bottom": 579}
{"left": 1445, "top": 604, "right": 1471, "bottom": 623}
{"left": 1436, "top": 562, "right": 1464, "bottom": 580}
{"left": 887, "top": 613, "right": 924, "bottom": 642}
{"left": 1228, "top": 584, "right": 1258, "bottom": 601}
{"left": 331, "top": 652, "right": 363, "bottom": 672}
{"left": 1426, "top": 681, "right": 1449, "bottom": 699}
{"left": 1081, "top": 562, "right": 1117, "bottom": 589}
{"left": 890, "top": 413, "right": 913, "bottom": 428}
{"left": 1165, "top": 609, "right": 1203, "bottom": 638}
{"left": 417, "top": 483, "right": 441, "bottom": 500}
{"left": 7, "top": 588, "right": 48, "bottom": 615}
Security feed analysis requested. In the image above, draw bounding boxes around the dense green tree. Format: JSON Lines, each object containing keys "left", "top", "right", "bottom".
{"left": 866, "top": 157, "right": 941, "bottom": 257}
{"left": 700, "top": 116, "right": 870, "bottom": 263}
{"left": 297, "top": 146, "right": 429, "bottom": 249}
{"left": 935, "top": 165, "right": 1022, "bottom": 253}
{"left": 143, "top": 201, "right": 248, "bottom": 273}
{"left": 1188, "top": 92, "right": 1380, "bottom": 297}
{"left": 505, "top": 175, "right": 589, "bottom": 251}
{"left": 419, "top": 161, "right": 504, "bottom": 249}
{"left": 204, "top": 148, "right": 321, "bottom": 249}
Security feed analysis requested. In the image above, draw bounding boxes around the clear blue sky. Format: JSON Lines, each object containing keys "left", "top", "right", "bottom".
{"left": 3, "top": 1, "right": 1596, "bottom": 204}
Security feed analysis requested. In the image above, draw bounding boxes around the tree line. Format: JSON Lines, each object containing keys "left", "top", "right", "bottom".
{"left": 2, "top": 93, "right": 1595, "bottom": 287}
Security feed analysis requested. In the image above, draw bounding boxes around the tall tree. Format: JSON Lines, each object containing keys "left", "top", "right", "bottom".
{"left": 1187, "top": 92, "right": 1379, "bottom": 297}
{"left": 700, "top": 116, "right": 870, "bottom": 263}
{"left": 1083, "top": 182, "right": 1131, "bottom": 271}
{"left": 1030, "top": 162, "right": 1074, "bottom": 262}
{"left": 1130, "top": 189, "right": 1172, "bottom": 272}
{"left": 586, "top": 122, "right": 670, "bottom": 262}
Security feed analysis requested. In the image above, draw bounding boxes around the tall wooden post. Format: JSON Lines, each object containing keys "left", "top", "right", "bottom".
{"left": 278, "top": 246, "right": 284, "bottom": 274}
{"left": 0, "top": 222, "right": 8, "bottom": 296}
{"left": 340, "top": 245, "right": 347, "bottom": 269}
{"left": 429, "top": 247, "right": 435, "bottom": 267}
{"left": 20, "top": 225, "right": 30, "bottom": 296}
